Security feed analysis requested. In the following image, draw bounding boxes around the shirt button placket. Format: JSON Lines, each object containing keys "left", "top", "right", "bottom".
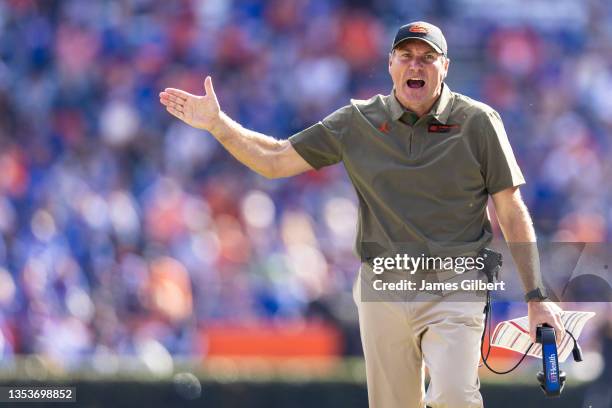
{"left": 408, "top": 130, "right": 414, "bottom": 156}
{"left": 399, "top": 112, "right": 417, "bottom": 157}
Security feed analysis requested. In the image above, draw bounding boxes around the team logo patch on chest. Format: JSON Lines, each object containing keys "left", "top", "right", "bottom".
{"left": 428, "top": 123, "right": 460, "bottom": 133}
{"left": 378, "top": 121, "right": 391, "bottom": 134}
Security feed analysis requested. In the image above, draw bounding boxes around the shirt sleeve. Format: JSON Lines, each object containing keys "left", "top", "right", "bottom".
{"left": 478, "top": 110, "right": 526, "bottom": 194}
{"left": 288, "top": 105, "right": 352, "bottom": 170}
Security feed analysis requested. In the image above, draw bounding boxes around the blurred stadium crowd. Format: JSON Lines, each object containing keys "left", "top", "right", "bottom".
{"left": 0, "top": 0, "right": 610, "bottom": 368}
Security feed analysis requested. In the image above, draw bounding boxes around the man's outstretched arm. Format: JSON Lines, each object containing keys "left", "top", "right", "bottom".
{"left": 159, "top": 76, "right": 312, "bottom": 179}
{"left": 492, "top": 186, "right": 564, "bottom": 343}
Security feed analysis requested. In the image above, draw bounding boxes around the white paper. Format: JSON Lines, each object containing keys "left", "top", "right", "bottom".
{"left": 489, "top": 311, "right": 596, "bottom": 362}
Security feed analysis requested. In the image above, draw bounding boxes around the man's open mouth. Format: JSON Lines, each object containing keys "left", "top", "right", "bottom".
{"left": 407, "top": 79, "right": 425, "bottom": 88}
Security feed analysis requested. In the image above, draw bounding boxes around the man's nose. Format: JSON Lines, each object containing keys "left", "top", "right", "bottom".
{"left": 406, "top": 57, "right": 424, "bottom": 70}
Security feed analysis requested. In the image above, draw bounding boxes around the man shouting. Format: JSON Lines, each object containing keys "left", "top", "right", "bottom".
{"left": 160, "top": 21, "right": 563, "bottom": 408}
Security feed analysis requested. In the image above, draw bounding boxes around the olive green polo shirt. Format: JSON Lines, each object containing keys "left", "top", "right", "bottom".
{"left": 289, "top": 84, "right": 525, "bottom": 259}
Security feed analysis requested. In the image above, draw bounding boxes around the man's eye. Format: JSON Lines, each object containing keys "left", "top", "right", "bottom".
{"left": 424, "top": 54, "right": 436, "bottom": 62}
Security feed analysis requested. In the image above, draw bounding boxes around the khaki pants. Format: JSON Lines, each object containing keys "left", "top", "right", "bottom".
{"left": 353, "top": 271, "right": 486, "bottom": 408}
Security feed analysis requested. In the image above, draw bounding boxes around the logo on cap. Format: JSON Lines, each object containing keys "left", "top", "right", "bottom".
{"left": 408, "top": 24, "right": 429, "bottom": 33}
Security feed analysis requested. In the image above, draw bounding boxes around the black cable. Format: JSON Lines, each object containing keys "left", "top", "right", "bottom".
{"left": 480, "top": 292, "right": 582, "bottom": 374}
{"left": 481, "top": 338, "right": 534, "bottom": 375}
{"left": 565, "top": 328, "right": 577, "bottom": 343}
{"left": 478, "top": 291, "right": 493, "bottom": 367}
{"left": 565, "top": 328, "right": 583, "bottom": 361}
{"left": 480, "top": 291, "right": 534, "bottom": 374}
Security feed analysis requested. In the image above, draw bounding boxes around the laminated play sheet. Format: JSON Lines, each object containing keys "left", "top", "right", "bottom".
{"left": 490, "top": 311, "right": 596, "bottom": 362}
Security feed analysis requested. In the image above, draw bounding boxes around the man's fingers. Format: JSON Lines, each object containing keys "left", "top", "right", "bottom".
{"left": 204, "top": 76, "right": 217, "bottom": 100}
{"left": 529, "top": 318, "right": 537, "bottom": 343}
{"left": 166, "top": 106, "right": 184, "bottom": 120}
{"left": 159, "top": 97, "right": 184, "bottom": 112}
{"left": 529, "top": 322, "right": 537, "bottom": 343}
{"left": 160, "top": 92, "right": 187, "bottom": 104}
{"left": 163, "top": 88, "right": 191, "bottom": 100}
{"left": 528, "top": 301, "right": 566, "bottom": 345}
{"left": 168, "top": 101, "right": 184, "bottom": 112}
{"left": 159, "top": 96, "right": 172, "bottom": 107}
{"left": 553, "top": 316, "right": 565, "bottom": 344}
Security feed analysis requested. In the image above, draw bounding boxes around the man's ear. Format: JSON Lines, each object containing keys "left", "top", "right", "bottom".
{"left": 442, "top": 57, "right": 450, "bottom": 80}
{"left": 388, "top": 51, "right": 393, "bottom": 68}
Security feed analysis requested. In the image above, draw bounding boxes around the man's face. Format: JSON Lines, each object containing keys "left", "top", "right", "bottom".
{"left": 388, "top": 40, "right": 449, "bottom": 114}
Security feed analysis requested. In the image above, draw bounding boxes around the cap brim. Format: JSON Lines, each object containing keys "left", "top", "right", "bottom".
{"left": 392, "top": 37, "right": 444, "bottom": 54}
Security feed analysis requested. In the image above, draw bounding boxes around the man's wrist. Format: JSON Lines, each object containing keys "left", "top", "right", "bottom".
{"left": 525, "top": 287, "right": 548, "bottom": 303}
{"left": 207, "top": 111, "right": 226, "bottom": 135}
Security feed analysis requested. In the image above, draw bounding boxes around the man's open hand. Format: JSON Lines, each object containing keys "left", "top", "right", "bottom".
{"left": 528, "top": 300, "right": 564, "bottom": 344}
{"left": 159, "top": 76, "right": 220, "bottom": 131}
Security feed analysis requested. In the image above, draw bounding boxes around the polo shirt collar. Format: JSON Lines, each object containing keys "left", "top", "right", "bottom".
{"left": 387, "top": 83, "right": 454, "bottom": 124}
{"left": 388, "top": 91, "right": 407, "bottom": 121}
{"left": 431, "top": 83, "right": 453, "bottom": 124}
